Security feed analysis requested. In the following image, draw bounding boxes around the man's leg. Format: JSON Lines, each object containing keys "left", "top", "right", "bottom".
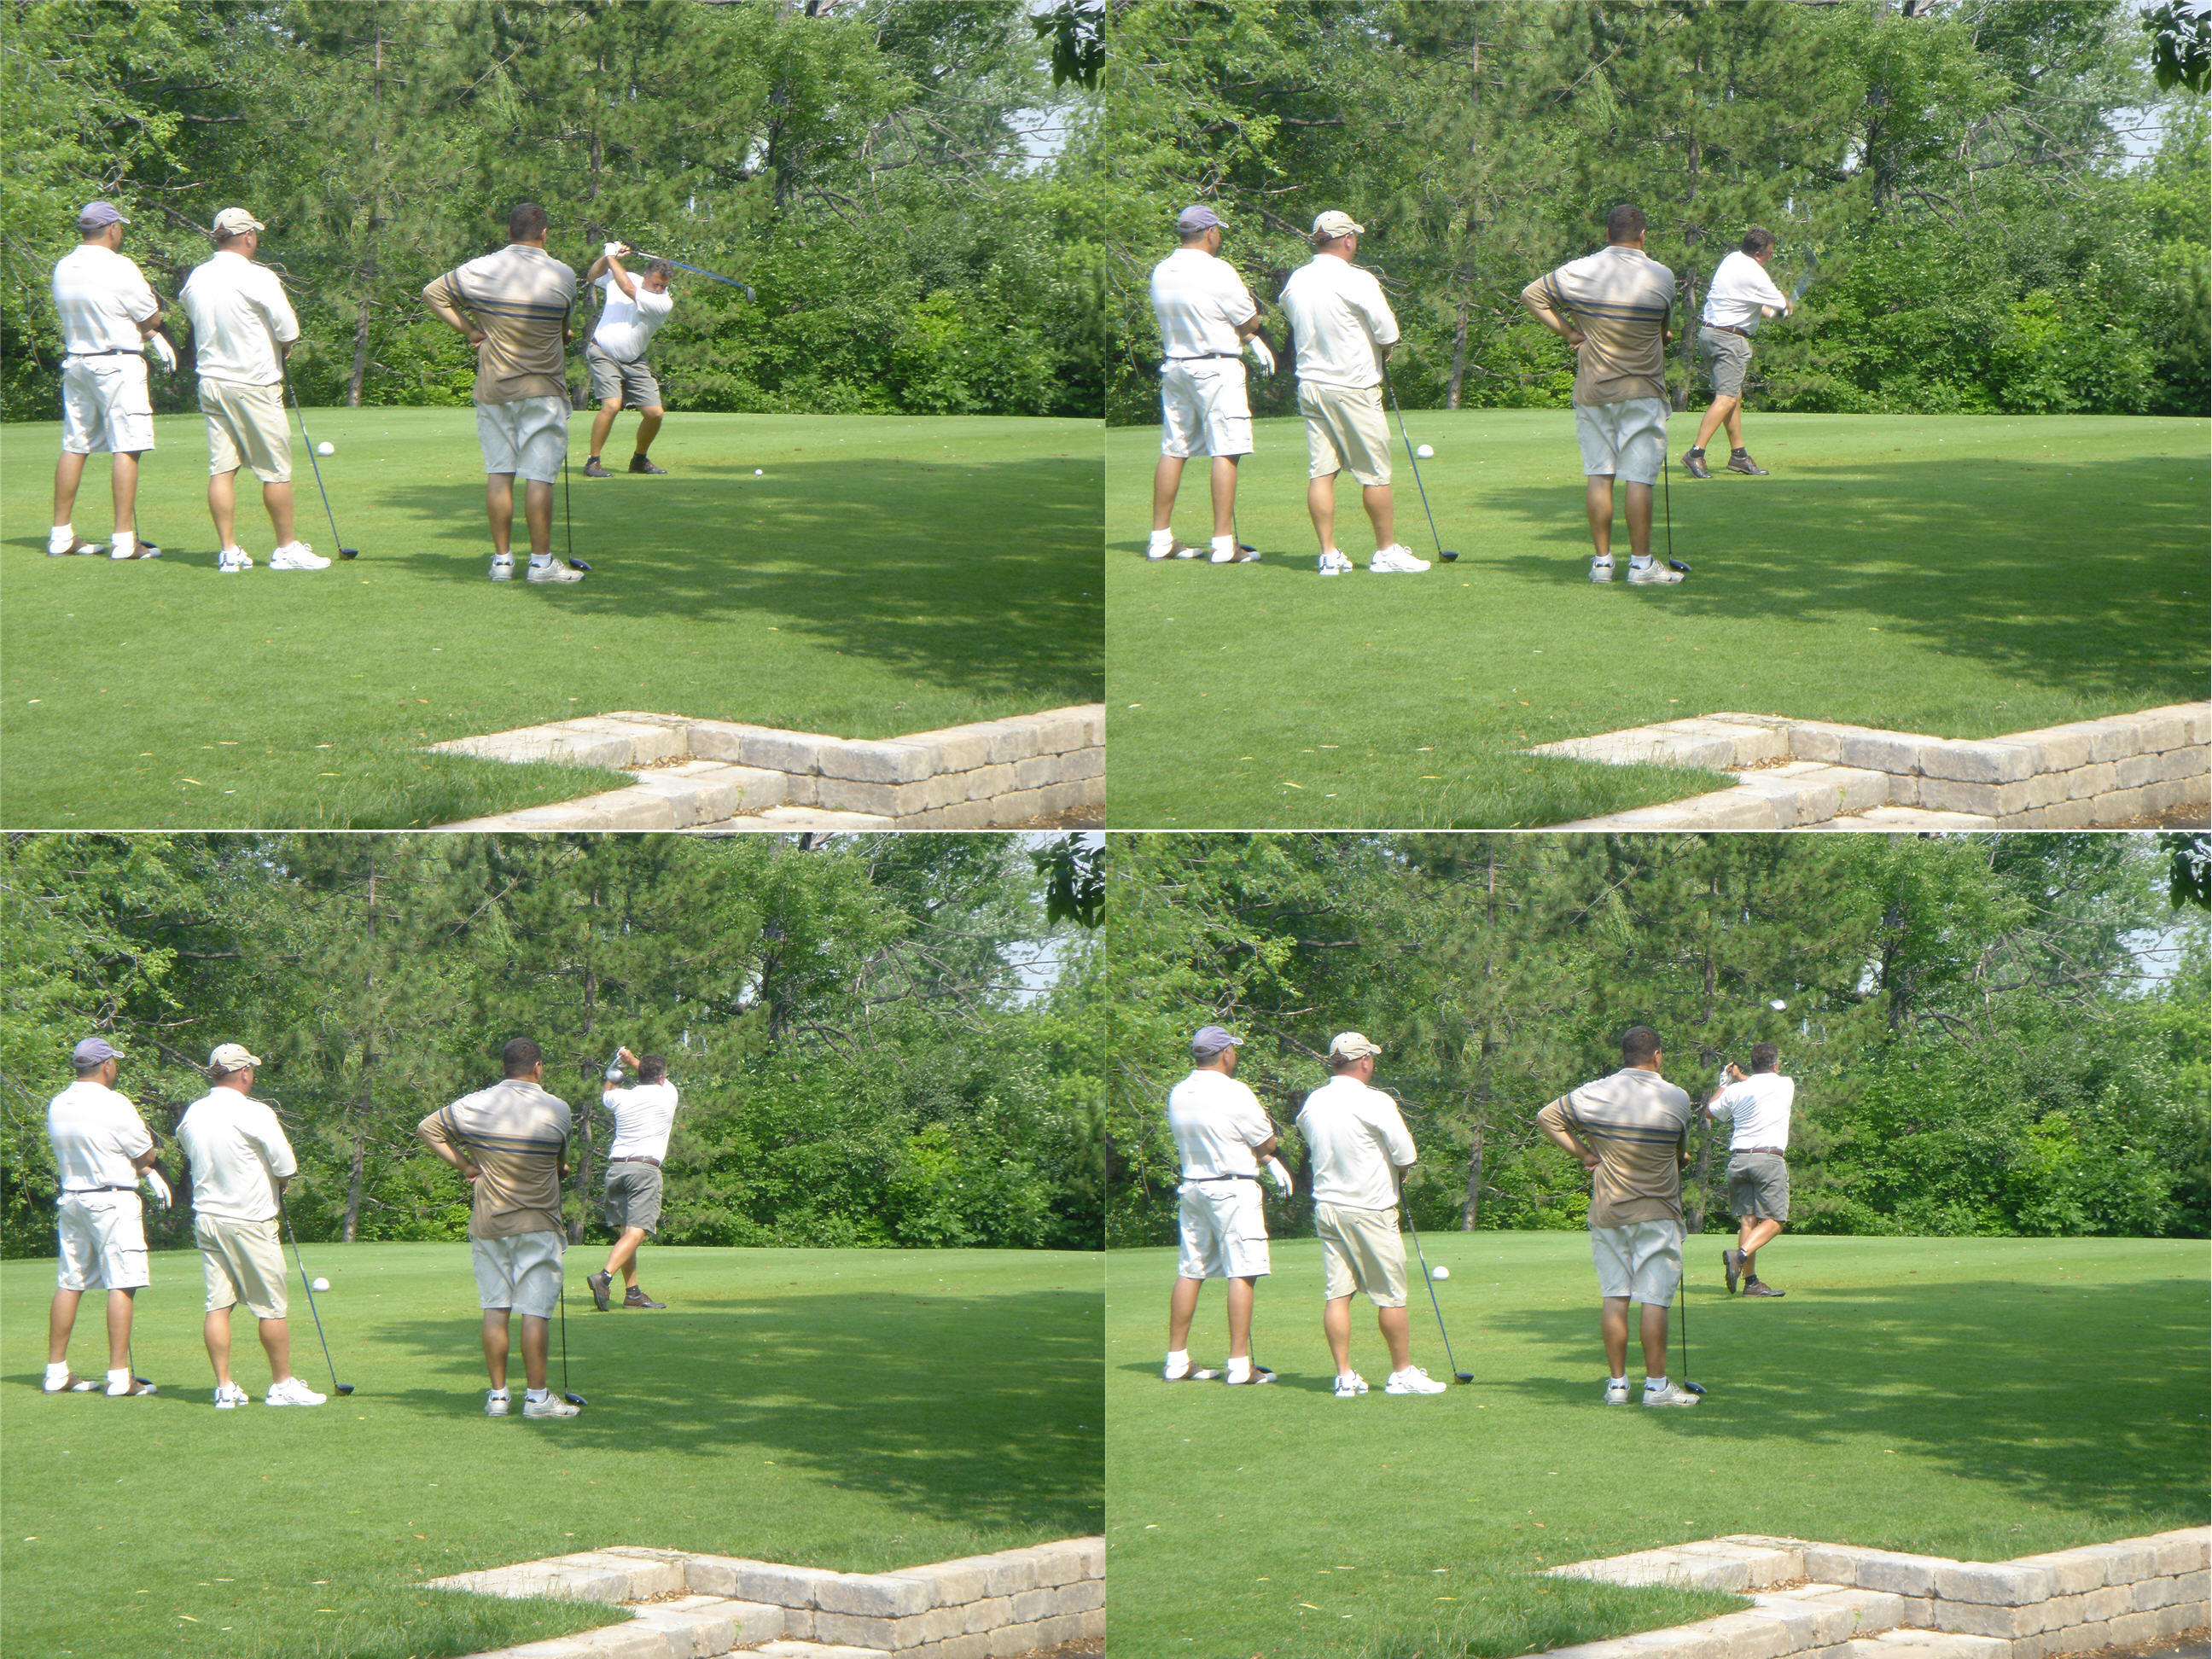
{"left": 522, "top": 479, "right": 555, "bottom": 557}
{"left": 258, "top": 1316, "right": 294, "bottom": 1385}
{"left": 589, "top": 397, "right": 621, "bottom": 460}
{"left": 53, "top": 451, "right": 89, "bottom": 529}
{"left": 1209, "top": 455, "right": 1240, "bottom": 543}
{"left": 1585, "top": 475, "right": 1615, "bottom": 559}
{"left": 1724, "top": 400, "right": 1746, "bottom": 451}
{"left": 1225, "top": 1274, "right": 1256, "bottom": 1360}
{"left": 1377, "top": 1303, "right": 1412, "bottom": 1373}
{"left": 1151, "top": 455, "right": 1185, "bottom": 533}
{"left": 1323, "top": 1293, "right": 1354, "bottom": 1375}
{"left": 1639, "top": 1300, "right": 1670, "bottom": 1380}
{"left": 204, "top": 1307, "right": 233, "bottom": 1387}
{"left": 263, "top": 480, "right": 296, "bottom": 545}
{"left": 604, "top": 1226, "right": 648, "bottom": 1289}
{"left": 1739, "top": 1217, "right": 1784, "bottom": 1279}
{"left": 518, "top": 1313, "right": 550, "bottom": 1394}
{"left": 1692, "top": 393, "right": 1736, "bottom": 456}
{"left": 1623, "top": 481, "right": 1653, "bottom": 560}
{"left": 486, "top": 473, "right": 515, "bottom": 556}
{"left": 481, "top": 1307, "right": 511, "bottom": 1390}
{"left": 633, "top": 405, "right": 663, "bottom": 457}
{"left": 106, "top": 1288, "right": 136, "bottom": 1374}
{"left": 209, "top": 469, "right": 238, "bottom": 547}
{"left": 1360, "top": 484, "right": 1394, "bottom": 553}
{"left": 1307, "top": 473, "right": 1336, "bottom": 553}
{"left": 1167, "top": 1274, "right": 1204, "bottom": 1353}
{"left": 49, "top": 1288, "right": 81, "bottom": 1364}
{"left": 111, "top": 451, "right": 142, "bottom": 538}
{"left": 1600, "top": 1295, "right": 1630, "bottom": 1377}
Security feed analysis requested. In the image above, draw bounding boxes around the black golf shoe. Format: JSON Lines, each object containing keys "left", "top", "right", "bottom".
{"left": 1726, "top": 451, "right": 1769, "bottom": 475}
{"left": 586, "top": 1269, "right": 612, "bottom": 1311}
{"left": 628, "top": 454, "right": 667, "bottom": 474}
{"left": 1743, "top": 1278, "right": 1786, "bottom": 1297}
{"left": 623, "top": 1286, "right": 667, "bottom": 1309}
{"left": 581, "top": 457, "right": 612, "bottom": 478}
{"left": 1682, "top": 449, "right": 1713, "bottom": 479}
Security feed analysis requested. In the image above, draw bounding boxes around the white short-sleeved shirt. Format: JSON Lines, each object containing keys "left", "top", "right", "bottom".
{"left": 1295, "top": 1075, "right": 1417, "bottom": 1211}
{"left": 47, "top": 1080, "right": 154, "bottom": 1191}
{"left": 1150, "top": 247, "right": 1257, "bottom": 362}
{"left": 1167, "top": 1067, "right": 1272, "bottom": 1182}
{"left": 1709, "top": 1071, "right": 1795, "bottom": 1151}
{"left": 176, "top": 1089, "right": 297, "bottom": 1223}
{"left": 602, "top": 1080, "right": 680, "bottom": 1162}
{"left": 591, "top": 272, "right": 675, "bottom": 363}
{"left": 1279, "top": 256, "right": 1400, "bottom": 391}
{"left": 52, "top": 244, "right": 160, "bottom": 356}
{"left": 1702, "top": 250, "right": 1791, "bottom": 331}
{"left": 178, "top": 251, "right": 300, "bottom": 386}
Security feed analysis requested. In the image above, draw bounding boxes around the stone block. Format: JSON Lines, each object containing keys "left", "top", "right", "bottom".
{"left": 813, "top": 776, "right": 929, "bottom": 817}
{"left": 1779, "top": 722, "right": 1877, "bottom": 765}
{"left": 1996, "top": 725, "right": 2097, "bottom": 773}
{"left": 1837, "top": 731, "right": 1932, "bottom": 777}
{"left": 910, "top": 1636, "right": 991, "bottom": 1659}
{"left": 2090, "top": 786, "right": 2152, "bottom": 824}
{"left": 2044, "top": 1621, "right": 2109, "bottom": 1656}
{"left": 1055, "top": 1577, "right": 1106, "bottom": 1615}
{"left": 1916, "top": 777, "right": 2033, "bottom": 818}
{"left": 2132, "top": 710, "right": 2194, "bottom": 754}
{"left": 1076, "top": 1537, "right": 1105, "bottom": 1580}
{"left": 2154, "top": 1598, "right": 2209, "bottom": 1638}
{"left": 2009, "top": 1553, "right": 2107, "bottom": 1598}
{"left": 991, "top": 787, "right": 1047, "bottom": 823}
{"left": 966, "top": 720, "right": 1042, "bottom": 766}
{"left": 1658, "top": 789, "right": 1781, "bottom": 830}
{"left": 629, "top": 770, "right": 743, "bottom": 828}
{"left": 1039, "top": 779, "right": 1099, "bottom": 819}
{"left": 1806, "top": 1587, "right": 1906, "bottom": 1633}
{"left": 2021, "top": 769, "right": 2069, "bottom": 810}
{"left": 1731, "top": 771, "right": 1837, "bottom": 829}
{"left": 754, "top": 1645, "right": 893, "bottom": 1659}
{"left": 2063, "top": 762, "right": 2116, "bottom": 800}
{"left": 684, "top": 721, "right": 842, "bottom": 776}
{"left": 1896, "top": 1598, "right": 1935, "bottom": 1627}
{"left": 1854, "top": 806, "right": 1998, "bottom": 830}
{"left": 986, "top": 1621, "right": 1048, "bottom": 1658}
{"left": 1741, "top": 1602, "right": 1825, "bottom": 1648}
{"left": 976, "top": 1553, "right": 1039, "bottom": 1599}
{"left": 899, "top": 1558, "right": 991, "bottom": 1608}
{"left": 2107, "top": 1610, "right": 2161, "bottom": 1646}
{"left": 818, "top": 740, "right": 941, "bottom": 786}
{"left": 2067, "top": 719, "right": 2145, "bottom": 763}
{"left": 681, "top": 1556, "right": 835, "bottom": 1607}
{"left": 2116, "top": 752, "right": 2163, "bottom": 789}
{"left": 961, "top": 761, "right": 1019, "bottom": 803}
{"left": 1658, "top": 719, "right": 1792, "bottom": 765}
{"left": 933, "top": 797, "right": 1010, "bottom": 830}
{"left": 1621, "top": 1623, "right": 1727, "bottom": 1659}
{"left": 1935, "top": 1563, "right": 2056, "bottom": 1607}
{"left": 1927, "top": 1602, "right": 2040, "bottom": 1639}
{"left": 1014, "top": 753, "right": 1062, "bottom": 791}
{"left": 2034, "top": 797, "right": 2099, "bottom": 830}
{"left": 2078, "top": 1585, "right": 2133, "bottom": 1621}
{"left": 1032, "top": 707, "right": 1093, "bottom": 754}
{"left": 812, "top": 1610, "right": 902, "bottom": 1649}
{"left": 629, "top": 1601, "right": 739, "bottom": 1657}
{"left": 2145, "top": 1531, "right": 2211, "bottom": 1574}
{"left": 2159, "top": 744, "right": 2211, "bottom": 783}
{"left": 1920, "top": 740, "right": 2040, "bottom": 785}
{"left": 1010, "top": 1587, "right": 1054, "bottom": 1623}
{"left": 818, "top": 1575, "right": 936, "bottom": 1619}
{"left": 963, "top": 1595, "right": 1014, "bottom": 1635}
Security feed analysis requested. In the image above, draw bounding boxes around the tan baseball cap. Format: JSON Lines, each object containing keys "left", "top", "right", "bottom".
{"left": 212, "top": 207, "right": 265, "bottom": 237}
{"left": 208, "top": 1043, "right": 263, "bottom": 1071}
{"left": 1329, "top": 1032, "right": 1381, "bottom": 1061}
{"left": 1312, "top": 210, "right": 1365, "bottom": 240}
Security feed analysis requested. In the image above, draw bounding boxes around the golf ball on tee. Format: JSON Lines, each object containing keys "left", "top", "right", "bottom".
{"left": 311, "top": 1277, "right": 330, "bottom": 1291}
{"left": 1431, "top": 1266, "right": 1450, "bottom": 1281}
{"left": 317, "top": 441, "right": 335, "bottom": 456}
{"left": 1416, "top": 444, "right": 1434, "bottom": 458}
{"left": 754, "top": 468, "right": 765, "bottom": 475}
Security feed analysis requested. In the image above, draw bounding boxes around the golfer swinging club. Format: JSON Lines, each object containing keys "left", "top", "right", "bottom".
{"left": 1279, "top": 211, "right": 1427, "bottom": 577}
{"left": 1162, "top": 1026, "right": 1292, "bottom": 1384}
{"left": 1535, "top": 1026, "right": 1701, "bottom": 1407}
{"left": 417, "top": 1038, "right": 580, "bottom": 1418}
{"left": 44, "top": 1038, "right": 167, "bottom": 1396}
{"left": 1295, "top": 1033, "right": 1445, "bottom": 1396}
{"left": 587, "top": 1046, "right": 679, "bottom": 1312}
{"left": 422, "top": 203, "right": 585, "bottom": 584}
{"left": 178, "top": 208, "right": 328, "bottom": 573}
{"left": 579, "top": 244, "right": 674, "bottom": 478}
{"left": 176, "top": 1044, "right": 325, "bottom": 1407}
{"left": 1684, "top": 228, "right": 1791, "bottom": 480}
{"left": 1146, "top": 206, "right": 1272, "bottom": 564}
{"left": 1707, "top": 1042, "right": 1794, "bottom": 1298}
{"left": 1518, "top": 205, "right": 1682, "bottom": 585}
{"left": 48, "top": 201, "right": 172, "bottom": 562}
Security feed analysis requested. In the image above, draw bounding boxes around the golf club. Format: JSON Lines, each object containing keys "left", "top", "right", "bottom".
{"left": 1381, "top": 363, "right": 1459, "bottom": 562}
{"left": 278, "top": 1196, "right": 355, "bottom": 1395}
{"left": 1675, "top": 1276, "right": 1704, "bottom": 1395}
{"left": 281, "top": 363, "right": 359, "bottom": 559}
{"left": 1402, "top": 1209, "right": 1474, "bottom": 1383}
{"left": 632, "top": 249, "right": 755, "bottom": 301}
{"left": 558, "top": 1278, "right": 585, "bottom": 1406}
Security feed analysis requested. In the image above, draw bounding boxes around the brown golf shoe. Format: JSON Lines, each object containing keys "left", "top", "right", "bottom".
{"left": 1722, "top": 1248, "right": 1744, "bottom": 1295}
{"left": 1682, "top": 450, "right": 1713, "bottom": 479}
{"left": 581, "top": 457, "right": 613, "bottom": 478}
{"left": 627, "top": 454, "right": 667, "bottom": 474}
{"left": 1726, "top": 451, "right": 1769, "bottom": 475}
{"left": 623, "top": 1286, "right": 667, "bottom": 1309}
{"left": 1743, "top": 1278, "right": 1786, "bottom": 1297}
{"left": 586, "top": 1269, "right": 613, "bottom": 1311}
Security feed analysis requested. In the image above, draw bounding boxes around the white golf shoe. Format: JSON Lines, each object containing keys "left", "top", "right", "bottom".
{"left": 1627, "top": 559, "right": 1685, "bottom": 585}
{"left": 1589, "top": 556, "right": 1615, "bottom": 583}
{"left": 213, "top": 1381, "right": 250, "bottom": 1409}
{"left": 526, "top": 557, "right": 585, "bottom": 584}
{"left": 268, "top": 542, "right": 330, "bottom": 571}
{"left": 523, "top": 1391, "right": 581, "bottom": 1417}
{"left": 490, "top": 555, "right": 515, "bottom": 582}
{"left": 1334, "top": 1372, "right": 1369, "bottom": 1398}
{"left": 265, "top": 1377, "right": 327, "bottom": 1406}
{"left": 486, "top": 1388, "right": 511, "bottom": 1417}
{"left": 1318, "top": 550, "right": 1353, "bottom": 577}
{"left": 1384, "top": 1366, "right": 1447, "bottom": 1394}
{"left": 1369, "top": 545, "right": 1429, "bottom": 573}
{"left": 1603, "top": 1377, "right": 1631, "bottom": 1406}
{"left": 218, "top": 549, "right": 253, "bottom": 574}
{"left": 1643, "top": 1379, "right": 1700, "bottom": 1407}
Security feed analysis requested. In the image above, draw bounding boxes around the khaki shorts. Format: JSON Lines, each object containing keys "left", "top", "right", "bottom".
{"left": 1159, "top": 359, "right": 1252, "bottom": 460}
{"left": 470, "top": 1230, "right": 565, "bottom": 1318}
{"left": 585, "top": 342, "right": 662, "bottom": 411}
{"left": 474, "top": 395, "right": 569, "bottom": 484}
{"left": 197, "top": 1214, "right": 288, "bottom": 1319}
{"left": 55, "top": 1190, "right": 149, "bottom": 1292}
{"left": 1699, "top": 326, "right": 1753, "bottom": 399}
{"left": 1315, "top": 1202, "right": 1407, "bottom": 1307}
{"left": 1591, "top": 1218, "right": 1683, "bottom": 1305}
{"left": 199, "top": 378, "right": 292, "bottom": 482}
{"left": 603, "top": 1161, "right": 663, "bottom": 1233}
{"left": 1299, "top": 381, "right": 1392, "bottom": 486}
{"left": 1573, "top": 396, "right": 1668, "bottom": 486}
{"left": 1726, "top": 1152, "right": 1790, "bottom": 1222}
{"left": 61, "top": 355, "right": 155, "bottom": 455}
{"left": 1176, "top": 1179, "right": 1269, "bottom": 1279}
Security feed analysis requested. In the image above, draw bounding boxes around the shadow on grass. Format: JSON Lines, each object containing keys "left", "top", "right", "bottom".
{"left": 1476, "top": 455, "right": 2208, "bottom": 706}
{"left": 375, "top": 1288, "right": 1103, "bottom": 1540}
{"left": 1484, "top": 1273, "right": 2209, "bottom": 1528}
{"left": 371, "top": 458, "right": 1104, "bottom": 707}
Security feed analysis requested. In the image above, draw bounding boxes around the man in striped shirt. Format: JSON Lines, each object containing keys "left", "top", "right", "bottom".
{"left": 1535, "top": 1025, "right": 1701, "bottom": 1407}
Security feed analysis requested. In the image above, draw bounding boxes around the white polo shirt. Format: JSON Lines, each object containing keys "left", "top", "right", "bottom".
{"left": 602, "top": 1080, "right": 680, "bottom": 1162}
{"left": 47, "top": 1080, "right": 154, "bottom": 1191}
{"left": 51, "top": 244, "right": 159, "bottom": 356}
{"left": 1279, "top": 255, "right": 1399, "bottom": 390}
{"left": 1167, "top": 1067, "right": 1272, "bottom": 1182}
{"left": 1150, "top": 247, "right": 1256, "bottom": 362}
{"left": 1709, "top": 1072, "right": 1795, "bottom": 1151}
{"left": 1702, "top": 250, "right": 1791, "bottom": 332}
{"left": 178, "top": 250, "right": 300, "bottom": 386}
{"left": 591, "top": 272, "right": 674, "bottom": 363}
{"left": 176, "top": 1088, "right": 297, "bottom": 1223}
{"left": 1295, "top": 1075, "right": 1417, "bottom": 1211}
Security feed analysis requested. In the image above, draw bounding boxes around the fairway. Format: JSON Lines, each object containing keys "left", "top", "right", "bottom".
{"left": 2, "top": 1244, "right": 1102, "bottom": 1659}
{"left": 3, "top": 411, "right": 1102, "bottom": 829}
{"left": 1106, "top": 412, "right": 2209, "bottom": 828}
{"left": 1105, "top": 1233, "right": 2209, "bottom": 1659}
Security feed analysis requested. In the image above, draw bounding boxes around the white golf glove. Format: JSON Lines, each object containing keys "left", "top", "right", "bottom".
{"left": 148, "top": 334, "right": 177, "bottom": 372}
{"left": 603, "top": 241, "right": 625, "bottom": 259}
{"left": 1266, "top": 1157, "right": 1293, "bottom": 1197}
{"left": 141, "top": 1167, "right": 172, "bottom": 1209}
{"left": 1245, "top": 335, "right": 1276, "bottom": 375}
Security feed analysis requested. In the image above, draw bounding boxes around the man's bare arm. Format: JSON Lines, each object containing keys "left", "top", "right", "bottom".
{"left": 1537, "top": 1113, "right": 1600, "bottom": 1172}
{"left": 422, "top": 286, "right": 485, "bottom": 347}
{"left": 1520, "top": 290, "right": 1584, "bottom": 348}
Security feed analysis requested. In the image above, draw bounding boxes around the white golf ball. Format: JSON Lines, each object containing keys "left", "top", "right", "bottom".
{"left": 317, "top": 441, "right": 335, "bottom": 457}
{"left": 1416, "top": 444, "right": 1434, "bottom": 459}
{"left": 754, "top": 468, "right": 764, "bottom": 475}
{"left": 311, "top": 1277, "right": 330, "bottom": 1291}
{"left": 1431, "top": 1265, "right": 1450, "bottom": 1281}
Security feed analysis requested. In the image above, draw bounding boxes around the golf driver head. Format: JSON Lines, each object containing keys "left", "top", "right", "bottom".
{"left": 1438, "top": 550, "right": 1459, "bottom": 562}
{"left": 564, "top": 1390, "right": 587, "bottom": 1406}
{"left": 335, "top": 1382, "right": 356, "bottom": 1395}
{"left": 1453, "top": 1370, "right": 1474, "bottom": 1383}
{"left": 1668, "top": 559, "right": 1691, "bottom": 574}
{"left": 1683, "top": 1381, "right": 1707, "bottom": 1395}
{"left": 565, "top": 556, "right": 591, "bottom": 573}
{"left": 338, "top": 547, "right": 359, "bottom": 560}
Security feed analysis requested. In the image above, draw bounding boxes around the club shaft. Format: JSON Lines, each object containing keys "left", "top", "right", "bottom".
{"left": 1663, "top": 436, "right": 1673, "bottom": 562}
{"left": 638, "top": 253, "right": 753, "bottom": 296}
{"left": 281, "top": 1200, "right": 344, "bottom": 1394}
{"left": 282, "top": 366, "right": 346, "bottom": 550}
{"left": 1404, "top": 1214, "right": 1464, "bottom": 1377}
{"left": 1382, "top": 366, "right": 1446, "bottom": 557}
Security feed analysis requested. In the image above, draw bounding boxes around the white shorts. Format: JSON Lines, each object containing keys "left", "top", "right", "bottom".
{"left": 55, "top": 1190, "right": 150, "bottom": 1292}
{"left": 61, "top": 355, "right": 156, "bottom": 456}
{"left": 1574, "top": 396, "right": 1669, "bottom": 485}
{"left": 1591, "top": 1219, "right": 1684, "bottom": 1305}
{"left": 470, "top": 1230, "right": 565, "bottom": 1318}
{"left": 1160, "top": 359, "right": 1252, "bottom": 460}
{"left": 1176, "top": 1179, "right": 1270, "bottom": 1280}
{"left": 474, "top": 395, "right": 570, "bottom": 484}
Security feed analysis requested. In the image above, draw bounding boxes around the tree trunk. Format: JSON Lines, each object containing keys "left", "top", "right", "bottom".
{"left": 346, "top": 26, "right": 386, "bottom": 409}
{"left": 571, "top": 928, "right": 599, "bottom": 1245}
{"left": 1447, "top": 299, "right": 1470, "bottom": 410}
{"left": 346, "top": 295, "right": 372, "bottom": 408}
{"left": 342, "top": 861, "right": 377, "bottom": 1243}
{"left": 1460, "top": 1121, "right": 1484, "bottom": 1231}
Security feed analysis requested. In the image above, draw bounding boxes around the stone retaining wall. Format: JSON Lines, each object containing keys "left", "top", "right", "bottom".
{"left": 428, "top": 1536, "right": 1104, "bottom": 1659}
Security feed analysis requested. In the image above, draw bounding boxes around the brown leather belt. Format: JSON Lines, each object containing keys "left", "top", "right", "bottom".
{"left": 609, "top": 1156, "right": 661, "bottom": 1169}
{"left": 1705, "top": 323, "right": 1751, "bottom": 338}
{"left": 1733, "top": 1146, "right": 1786, "bottom": 1155}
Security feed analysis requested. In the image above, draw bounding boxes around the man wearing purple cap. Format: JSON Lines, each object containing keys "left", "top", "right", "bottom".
{"left": 1163, "top": 1025, "right": 1289, "bottom": 1385}
{"left": 1147, "top": 206, "right": 1273, "bottom": 566}
{"left": 44, "top": 1038, "right": 168, "bottom": 1396}
{"left": 49, "top": 202, "right": 171, "bottom": 562}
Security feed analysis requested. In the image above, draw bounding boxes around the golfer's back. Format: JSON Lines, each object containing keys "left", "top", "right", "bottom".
{"left": 1296, "top": 1078, "right": 1412, "bottom": 1210}
{"left": 420, "top": 1080, "right": 571, "bottom": 1238}
{"left": 1521, "top": 246, "right": 1674, "bottom": 406}
{"left": 1539, "top": 1068, "right": 1691, "bottom": 1225}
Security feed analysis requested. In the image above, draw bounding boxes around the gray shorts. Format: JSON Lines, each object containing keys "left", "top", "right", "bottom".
{"left": 585, "top": 341, "right": 661, "bottom": 411}
{"left": 1699, "top": 326, "right": 1753, "bottom": 399}
{"left": 1726, "top": 1152, "right": 1790, "bottom": 1222}
{"left": 603, "top": 1161, "right": 664, "bottom": 1233}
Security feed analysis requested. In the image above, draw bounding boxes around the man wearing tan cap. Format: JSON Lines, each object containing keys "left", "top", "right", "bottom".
{"left": 49, "top": 201, "right": 171, "bottom": 562}
{"left": 176, "top": 1045, "right": 325, "bottom": 1407}
{"left": 1295, "top": 1033, "right": 1445, "bottom": 1395}
{"left": 178, "top": 210, "right": 327, "bottom": 574}
{"left": 44, "top": 1037, "right": 166, "bottom": 1396}
{"left": 1278, "top": 213, "right": 1427, "bottom": 576}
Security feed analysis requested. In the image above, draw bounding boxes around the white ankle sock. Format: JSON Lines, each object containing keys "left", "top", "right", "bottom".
{"left": 46, "top": 1361, "right": 70, "bottom": 1385}
{"left": 108, "top": 1366, "right": 131, "bottom": 1388}
{"left": 529, "top": 553, "right": 552, "bottom": 567}
{"left": 1630, "top": 555, "right": 1652, "bottom": 568}
{"left": 1225, "top": 1357, "right": 1251, "bottom": 1383}
{"left": 1149, "top": 529, "right": 1174, "bottom": 553}
{"left": 1645, "top": 1375, "right": 1668, "bottom": 1391}
{"left": 112, "top": 532, "right": 136, "bottom": 557}
{"left": 526, "top": 1387, "right": 550, "bottom": 1403}
{"left": 1211, "top": 534, "right": 1235, "bottom": 557}
{"left": 48, "top": 525, "right": 74, "bottom": 554}
{"left": 1610, "top": 1375, "right": 1627, "bottom": 1388}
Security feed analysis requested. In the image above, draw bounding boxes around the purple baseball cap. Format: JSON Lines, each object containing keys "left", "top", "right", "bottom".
{"left": 73, "top": 1037, "right": 125, "bottom": 1067}
{"left": 1177, "top": 204, "right": 1224, "bottom": 235}
{"left": 79, "top": 201, "right": 129, "bottom": 230}
{"left": 1190, "top": 1025, "right": 1243, "bottom": 1057}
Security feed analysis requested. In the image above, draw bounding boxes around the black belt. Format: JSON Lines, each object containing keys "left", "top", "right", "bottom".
{"left": 1183, "top": 1172, "right": 1258, "bottom": 1183}
{"left": 1167, "top": 352, "right": 1241, "bottom": 362}
{"left": 65, "top": 348, "right": 144, "bottom": 358}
